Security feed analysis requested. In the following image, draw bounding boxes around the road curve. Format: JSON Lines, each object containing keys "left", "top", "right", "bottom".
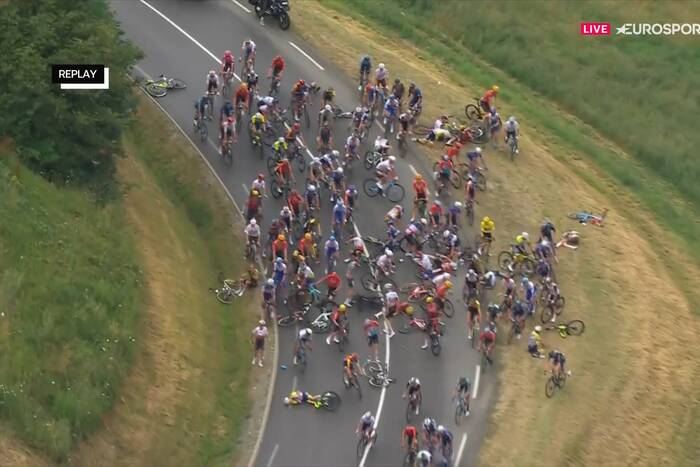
{"left": 110, "top": 1, "right": 498, "bottom": 466}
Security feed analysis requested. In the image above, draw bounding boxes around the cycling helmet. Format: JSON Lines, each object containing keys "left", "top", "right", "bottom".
{"left": 426, "top": 297, "right": 433, "bottom": 304}
{"left": 304, "top": 328, "right": 313, "bottom": 336}
{"left": 434, "top": 200, "right": 442, "bottom": 206}
{"left": 423, "top": 418, "right": 436, "bottom": 430}
{"left": 266, "top": 278, "right": 274, "bottom": 286}
{"left": 459, "top": 376, "right": 468, "bottom": 386}
{"left": 348, "top": 185, "right": 356, "bottom": 191}
{"left": 251, "top": 189, "right": 260, "bottom": 196}
{"left": 362, "top": 411, "right": 372, "bottom": 419}
{"left": 208, "top": 69, "right": 216, "bottom": 76}
{"left": 388, "top": 155, "right": 396, "bottom": 162}
{"left": 406, "top": 305, "right": 414, "bottom": 315}
{"left": 445, "top": 281, "right": 453, "bottom": 289}
{"left": 336, "top": 167, "right": 344, "bottom": 174}
{"left": 308, "top": 184, "right": 316, "bottom": 192}
{"left": 488, "top": 303, "right": 500, "bottom": 313}
{"left": 443, "top": 230, "right": 451, "bottom": 239}
{"left": 298, "top": 79, "right": 305, "bottom": 86}
{"left": 534, "top": 325, "right": 542, "bottom": 333}
{"left": 522, "top": 232, "right": 530, "bottom": 241}
{"left": 483, "top": 216, "right": 491, "bottom": 223}
{"left": 227, "top": 116, "right": 234, "bottom": 123}
{"left": 284, "top": 397, "right": 291, "bottom": 405}
{"left": 277, "top": 136, "right": 285, "bottom": 143}
{"left": 291, "top": 121, "right": 300, "bottom": 131}
{"left": 258, "top": 319, "right": 266, "bottom": 326}
{"left": 475, "top": 147, "right": 482, "bottom": 154}
{"left": 454, "top": 201, "right": 462, "bottom": 208}
{"left": 492, "top": 85, "right": 499, "bottom": 92}
{"left": 332, "top": 150, "right": 340, "bottom": 158}
{"left": 325, "top": 104, "right": 332, "bottom": 111}
{"left": 409, "top": 376, "right": 420, "bottom": 385}
{"left": 483, "top": 326, "right": 491, "bottom": 333}
{"left": 437, "top": 425, "right": 445, "bottom": 433}
{"left": 467, "top": 269, "right": 477, "bottom": 279}
{"left": 521, "top": 277, "right": 529, "bottom": 285}
{"left": 386, "top": 249, "right": 394, "bottom": 257}
{"left": 351, "top": 352, "right": 359, "bottom": 361}
{"left": 250, "top": 218, "right": 257, "bottom": 225}
{"left": 329, "top": 235, "right": 336, "bottom": 241}
{"left": 384, "top": 283, "right": 394, "bottom": 291}
{"left": 378, "top": 63, "right": 385, "bottom": 69}
{"left": 508, "top": 116, "right": 515, "bottom": 122}
{"left": 545, "top": 277, "right": 552, "bottom": 284}
{"left": 224, "top": 50, "right": 232, "bottom": 57}
{"left": 415, "top": 173, "right": 423, "bottom": 180}
{"left": 304, "top": 233, "right": 312, "bottom": 241}
{"left": 442, "top": 154, "right": 449, "bottom": 161}
{"left": 257, "top": 173, "right": 265, "bottom": 180}
{"left": 339, "top": 304, "right": 347, "bottom": 312}
{"left": 278, "top": 234, "right": 285, "bottom": 241}
{"left": 298, "top": 255, "right": 305, "bottom": 262}
{"left": 420, "top": 218, "right": 428, "bottom": 225}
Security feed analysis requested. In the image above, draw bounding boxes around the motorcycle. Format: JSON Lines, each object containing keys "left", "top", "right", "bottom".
{"left": 252, "top": 0, "right": 291, "bottom": 30}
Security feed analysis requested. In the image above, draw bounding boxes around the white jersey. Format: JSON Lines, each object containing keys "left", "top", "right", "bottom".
{"left": 259, "top": 95, "right": 275, "bottom": 106}
{"left": 375, "top": 67, "right": 387, "bottom": 81}
{"left": 405, "top": 223, "right": 419, "bottom": 236}
{"left": 505, "top": 120, "right": 519, "bottom": 132}
{"left": 252, "top": 325, "right": 268, "bottom": 339}
{"left": 243, "top": 40, "right": 257, "bottom": 53}
{"left": 251, "top": 179, "right": 266, "bottom": 192}
{"left": 376, "top": 159, "right": 392, "bottom": 173}
{"left": 433, "top": 272, "right": 451, "bottom": 287}
{"left": 244, "top": 223, "right": 261, "bottom": 237}
{"left": 417, "top": 450, "right": 432, "bottom": 463}
{"left": 351, "top": 237, "right": 364, "bottom": 250}
{"left": 377, "top": 254, "right": 392, "bottom": 270}
{"left": 433, "top": 119, "right": 444, "bottom": 130}
{"left": 298, "top": 328, "right": 312, "bottom": 340}
{"left": 420, "top": 254, "right": 433, "bottom": 271}
{"left": 484, "top": 271, "right": 497, "bottom": 288}
{"left": 374, "top": 137, "right": 389, "bottom": 151}
{"left": 386, "top": 206, "right": 402, "bottom": 220}
{"left": 385, "top": 290, "right": 399, "bottom": 305}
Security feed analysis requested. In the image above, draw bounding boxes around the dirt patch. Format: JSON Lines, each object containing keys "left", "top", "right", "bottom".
{"left": 292, "top": 4, "right": 700, "bottom": 465}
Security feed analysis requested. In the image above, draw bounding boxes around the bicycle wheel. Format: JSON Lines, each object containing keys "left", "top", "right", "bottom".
{"left": 475, "top": 172, "right": 487, "bottom": 191}
{"left": 554, "top": 295, "right": 566, "bottom": 311}
{"left": 216, "top": 289, "right": 235, "bottom": 304}
{"left": 545, "top": 377, "right": 557, "bottom": 398}
{"left": 278, "top": 11, "right": 291, "bottom": 30}
{"left": 386, "top": 183, "right": 405, "bottom": 203}
{"left": 277, "top": 315, "right": 296, "bottom": 327}
{"left": 145, "top": 83, "right": 167, "bottom": 98}
{"left": 540, "top": 305, "right": 555, "bottom": 323}
{"left": 363, "top": 178, "right": 380, "bottom": 198}
{"left": 449, "top": 171, "right": 462, "bottom": 189}
{"left": 455, "top": 402, "right": 465, "bottom": 425}
{"left": 364, "top": 150, "right": 376, "bottom": 170}
{"left": 320, "top": 391, "right": 341, "bottom": 411}
{"left": 266, "top": 157, "right": 276, "bottom": 175}
{"left": 442, "top": 299, "right": 455, "bottom": 318}
{"left": 566, "top": 319, "right": 585, "bottom": 336}
{"left": 498, "top": 251, "right": 514, "bottom": 272}
{"left": 465, "top": 104, "right": 480, "bottom": 121}
{"left": 271, "top": 180, "right": 283, "bottom": 199}
{"left": 368, "top": 375, "right": 385, "bottom": 388}
{"left": 363, "top": 360, "right": 383, "bottom": 374}
{"left": 356, "top": 435, "right": 367, "bottom": 461}
{"left": 168, "top": 78, "right": 187, "bottom": 89}
{"left": 223, "top": 279, "right": 244, "bottom": 295}
{"left": 399, "top": 282, "right": 420, "bottom": 295}
{"left": 360, "top": 273, "right": 378, "bottom": 293}
{"left": 430, "top": 336, "right": 441, "bottom": 356}
{"left": 521, "top": 258, "right": 536, "bottom": 276}
{"left": 293, "top": 154, "right": 306, "bottom": 173}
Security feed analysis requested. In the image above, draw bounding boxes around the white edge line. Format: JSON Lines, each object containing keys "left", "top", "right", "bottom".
{"left": 455, "top": 433, "right": 468, "bottom": 466}
{"left": 232, "top": 0, "right": 252, "bottom": 14}
{"left": 288, "top": 41, "right": 325, "bottom": 71}
{"left": 473, "top": 365, "right": 481, "bottom": 400}
{"left": 266, "top": 443, "right": 280, "bottom": 467}
{"left": 292, "top": 375, "right": 298, "bottom": 391}
{"left": 358, "top": 223, "right": 388, "bottom": 467}
{"left": 408, "top": 163, "right": 418, "bottom": 175}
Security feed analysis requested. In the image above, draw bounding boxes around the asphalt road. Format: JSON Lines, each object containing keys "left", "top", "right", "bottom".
{"left": 110, "top": 1, "right": 498, "bottom": 465}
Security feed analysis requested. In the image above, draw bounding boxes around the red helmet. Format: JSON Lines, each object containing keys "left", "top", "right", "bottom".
{"left": 257, "top": 173, "right": 265, "bottom": 180}
{"left": 224, "top": 50, "right": 232, "bottom": 57}
{"left": 293, "top": 122, "right": 300, "bottom": 131}
{"left": 298, "top": 79, "right": 305, "bottom": 86}
{"left": 227, "top": 116, "right": 234, "bottom": 123}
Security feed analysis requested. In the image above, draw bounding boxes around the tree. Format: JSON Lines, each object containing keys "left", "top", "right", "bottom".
{"left": 0, "top": 0, "right": 142, "bottom": 191}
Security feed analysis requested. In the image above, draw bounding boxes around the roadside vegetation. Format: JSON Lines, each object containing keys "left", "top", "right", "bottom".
{"left": 291, "top": 3, "right": 700, "bottom": 465}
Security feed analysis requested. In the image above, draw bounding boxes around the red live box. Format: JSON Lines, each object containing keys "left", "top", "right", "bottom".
{"left": 580, "top": 22, "right": 611, "bottom": 35}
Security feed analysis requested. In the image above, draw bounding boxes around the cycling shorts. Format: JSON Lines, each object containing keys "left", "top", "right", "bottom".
{"left": 367, "top": 332, "right": 379, "bottom": 345}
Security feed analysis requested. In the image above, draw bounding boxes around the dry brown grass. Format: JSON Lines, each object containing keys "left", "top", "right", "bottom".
{"left": 292, "top": 4, "right": 700, "bottom": 465}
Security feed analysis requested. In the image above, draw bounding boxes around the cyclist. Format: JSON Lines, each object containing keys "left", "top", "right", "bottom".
{"left": 298, "top": 232, "right": 315, "bottom": 261}
{"left": 374, "top": 154, "right": 397, "bottom": 195}
{"left": 423, "top": 296, "right": 441, "bottom": 350}
{"left": 356, "top": 411, "right": 375, "bottom": 440}
{"left": 487, "top": 108, "right": 502, "bottom": 142}
{"left": 447, "top": 201, "right": 462, "bottom": 229}
{"left": 480, "top": 84, "right": 499, "bottom": 114}
{"left": 272, "top": 256, "right": 287, "bottom": 290}
{"left": 205, "top": 69, "right": 219, "bottom": 97}
{"left": 290, "top": 79, "right": 308, "bottom": 121}
{"left": 391, "top": 78, "right": 405, "bottom": 108}
{"left": 384, "top": 204, "right": 403, "bottom": 227}
{"left": 344, "top": 185, "right": 358, "bottom": 223}
{"left": 345, "top": 133, "right": 361, "bottom": 166}
{"left": 521, "top": 276, "right": 537, "bottom": 314}
{"left": 193, "top": 93, "right": 208, "bottom": 124}
{"left": 479, "top": 216, "right": 495, "bottom": 256}
{"left": 350, "top": 106, "right": 369, "bottom": 136}
{"left": 407, "top": 83, "right": 423, "bottom": 113}
{"left": 330, "top": 167, "right": 346, "bottom": 203}
{"left": 233, "top": 83, "right": 250, "bottom": 113}
{"left": 269, "top": 54, "right": 285, "bottom": 82}
{"left": 397, "top": 110, "right": 411, "bottom": 141}
{"left": 511, "top": 299, "right": 527, "bottom": 339}
{"left": 364, "top": 317, "right": 381, "bottom": 362}
{"left": 274, "top": 156, "right": 294, "bottom": 195}
{"left": 465, "top": 175, "right": 476, "bottom": 208}
{"left": 528, "top": 325, "right": 544, "bottom": 358}
{"left": 467, "top": 297, "right": 481, "bottom": 339}
{"left": 244, "top": 218, "right": 260, "bottom": 253}
{"left": 401, "top": 424, "right": 419, "bottom": 454}
{"left": 429, "top": 199, "right": 444, "bottom": 228}
{"left": 284, "top": 389, "right": 322, "bottom": 407}
{"left": 271, "top": 234, "right": 288, "bottom": 263}
{"left": 403, "top": 218, "right": 428, "bottom": 256}
{"left": 245, "top": 70, "right": 259, "bottom": 104}
{"left": 547, "top": 349, "right": 567, "bottom": 377}
{"left": 416, "top": 450, "right": 431, "bottom": 467}
{"left": 316, "top": 270, "right": 341, "bottom": 301}
{"left": 436, "top": 425, "right": 454, "bottom": 458}
{"left": 343, "top": 352, "right": 361, "bottom": 385}
{"left": 285, "top": 121, "right": 304, "bottom": 149}
{"left": 272, "top": 136, "right": 288, "bottom": 160}
{"left": 286, "top": 189, "right": 303, "bottom": 221}
{"left": 376, "top": 249, "right": 396, "bottom": 277}
{"left": 219, "top": 99, "right": 234, "bottom": 124}
{"left": 540, "top": 219, "right": 557, "bottom": 244}
{"left": 219, "top": 116, "right": 236, "bottom": 156}
{"left": 279, "top": 206, "right": 293, "bottom": 234}
{"left": 324, "top": 234, "right": 340, "bottom": 274}
{"left": 403, "top": 377, "right": 422, "bottom": 415}
{"left": 412, "top": 173, "right": 429, "bottom": 216}
{"left": 359, "top": 54, "right": 372, "bottom": 86}
{"left": 466, "top": 146, "right": 485, "bottom": 176}
{"left": 317, "top": 121, "right": 333, "bottom": 154}
{"left": 292, "top": 327, "right": 313, "bottom": 366}
{"left": 479, "top": 324, "right": 496, "bottom": 363}
{"left": 383, "top": 94, "right": 399, "bottom": 132}
{"left": 240, "top": 39, "right": 256, "bottom": 69}
{"left": 422, "top": 417, "right": 437, "bottom": 449}
{"left": 384, "top": 283, "right": 399, "bottom": 337}
{"left": 262, "top": 278, "right": 276, "bottom": 316}
{"left": 435, "top": 279, "right": 452, "bottom": 313}
{"left": 245, "top": 189, "right": 262, "bottom": 223}
{"left": 487, "top": 302, "right": 502, "bottom": 323}
{"left": 504, "top": 115, "right": 519, "bottom": 153}
{"left": 319, "top": 103, "right": 334, "bottom": 127}
{"left": 321, "top": 86, "right": 335, "bottom": 109}
{"left": 453, "top": 377, "right": 471, "bottom": 416}
{"left": 326, "top": 303, "right": 348, "bottom": 345}
{"left": 220, "top": 50, "right": 235, "bottom": 76}
{"left": 375, "top": 62, "right": 388, "bottom": 90}
{"left": 250, "top": 111, "right": 266, "bottom": 142}
{"left": 464, "top": 268, "right": 479, "bottom": 301}
{"left": 364, "top": 82, "right": 379, "bottom": 112}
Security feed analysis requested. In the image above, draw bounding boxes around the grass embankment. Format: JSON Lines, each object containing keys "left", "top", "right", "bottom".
{"left": 291, "top": 4, "right": 700, "bottom": 466}
{"left": 0, "top": 98, "right": 259, "bottom": 466}
{"left": 0, "top": 145, "right": 143, "bottom": 459}
{"left": 322, "top": 0, "right": 700, "bottom": 306}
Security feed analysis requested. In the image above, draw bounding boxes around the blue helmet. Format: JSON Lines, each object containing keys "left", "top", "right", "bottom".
{"left": 329, "top": 235, "right": 336, "bottom": 242}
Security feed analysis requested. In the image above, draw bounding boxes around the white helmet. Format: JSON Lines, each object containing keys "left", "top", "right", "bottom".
{"left": 363, "top": 410, "right": 372, "bottom": 419}
{"left": 336, "top": 167, "right": 344, "bottom": 174}
{"left": 325, "top": 104, "right": 331, "bottom": 111}
{"left": 454, "top": 201, "right": 462, "bottom": 208}
{"left": 420, "top": 218, "right": 428, "bottom": 225}
{"left": 388, "top": 155, "right": 396, "bottom": 162}
{"left": 384, "top": 282, "right": 394, "bottom": 291}
{"left": 208, "top": 69, "right": 216, "bottom": 75}
{"left": 378, "top": 63, "right": 385, "bottom": 69}
{"left": 278, "top": 136, "right": 285, "bottom": 143}
{"left": 284, "top": 397, "right": 291, "bottom": 405}
{"left": 475, "top": 147, "right": 482, "bottom": 154}
{"left": 434, "top": 200, "right": 442, "bottom": 206}
{"left": 522, "top": 232, "right": 530, "bottom": 241}
{"left": 356, "top": 106, "right": 362, "bottom": 113}
{"left": 443, "top": 230, "right": 451, "bottom": 238}
{"left": 250, "top": 218, "right": 257, "bottom": 225}
{"left": 385, "top": 249, "right": 394, "bottom": 257}
{"left": 267, "top": 278, "right": 274, "bottom": 286}
{"left": 508, "top": 115, "right": 515, "bottom": 122}
{"left": 437, "top": 425, "right": 445, "bottom": 433}
{"left": 534, "top": 325, "right": 542, "bottom": 332}
{"left": 308, "top": 184, "right": 316, "bottom": 192}
{"left": 332, "top": 150, "right": 340, "bottom": 157}
{"left": 259, "top": 319, "right": 266, "bottom": 326}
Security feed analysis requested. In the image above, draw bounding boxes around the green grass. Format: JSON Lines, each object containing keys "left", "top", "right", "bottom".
{"left": 324, "top": 0, "right": 700, "bottom": 303}
{"left": 0, "top": 151, "right": 144, "bottom": 459}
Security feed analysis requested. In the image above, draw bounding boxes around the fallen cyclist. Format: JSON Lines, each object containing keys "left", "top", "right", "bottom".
{"left": 284, "top": 389, "right": 322, "bottom": 408}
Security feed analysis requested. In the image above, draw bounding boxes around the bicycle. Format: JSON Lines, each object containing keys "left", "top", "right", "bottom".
{"left": 480, "top": 343, "right": 494, "bottom": 369}
{"left": 144, "top": 74, "right": 187, "bottom": 97}
{"left": 506, "top": 317, "right": 524, "bottom": 344}
{"left": 193, "top": 112, "right": 208, "bottom": 141}
{"left": 458, "top": 164, "right": 487, "bottom": 191}
{"left": 505, "top": 133, "right": 519, "bottom": 159}
{"left": 221, "top": 70, "right": 235, "bottom": 97}
{"left": 209, "top": 277, "right": 245, "bottom": 304}
{"left": 405, "top": 391, "right": 422, "bottom": 422}
{"left": 498, "top": 249, "right": 536, "bottom": 276}
{"left": 454, "top": 394, "right": 469, "bottom": 425}
{"left": 363, "top": 178, "right": 406, "bottom": 203}
{"left": 309, "top": 301, "right": 334, "bottom": 333}
{"left": 363, "top": 360, "right": 396, "bottom": 388}
{"left": 361, "top": 271, "right": 397, "bottom": 295}
{"left": 543, "top": 319, "right": 585, "bottom": 337}
{"left": 221, "top": 136, "right": 234, "bottom": 166}
{"left": 567, "top": 208, "right": 608, "bottom": 226}
{"left": 403, "top": 444, "right": 418, "bottom": 467}
{"left": 294, "top": 345, "right": 308, "bottom": 372}
{"left": 343, "top": 368, "right": 363, "bottom": 399}
{"left": 363, "top": 149, "right": 387, "bottom": 170}
{"left": 545, "top": 371, "right": 567, "bottom": 398}
{"left": 356, "top": 427, "right": 377, "bottom": 462}
{"left": 465, "top": 198, "right": 475, "bottom": 226}
{"left": 245, "top": 240, "right": 258, "bottom": 261}
{"left": 271, "top": 177, "right": 292, "bottom": 200}
{"left": 540, "top": 294, "right": 566, "bottom": 323}
{"left": 397, "top": 130, "right": 408, "bottom": 158}
{"left": 269, "top": 75, "right": 281, "bottom": 96}
{"left": 432, "top": 162, "right": 462, "bottom": 190}
{"left": 277, "top": 303, "right": 311, "bottom": 327}
{"left": 470, "top": 315, "right": 481, "bottom": 348}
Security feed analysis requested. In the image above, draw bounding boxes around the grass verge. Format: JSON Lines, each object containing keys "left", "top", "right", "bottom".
{"left": 0, "top": 143, "right": 143, "bottom": 460}
{"left": 290, "top": 4, "right": 700, "bottom": 465}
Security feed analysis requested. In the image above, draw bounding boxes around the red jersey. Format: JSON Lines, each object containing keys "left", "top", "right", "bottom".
{"left": 447, "top": 143, "right": 462, "bottom": 159}
{"left": 223, "top": 54, "right": 234, "bottom": 65}
{"left": 298, "top": 237, "right": 313, "bottom": 255}
{"left": 426, "top": 302, "right": 438, "bottom": 319}
{"left": 326, "top": 272, "right": 341, "bottom": 289}
{"left": 403, "top": 426, "right": 417, "bottom": 438}
{"left": 482, "top": 89, "right": 496, "bottom": 104}
{"left": 436, "top": 284, "right": 448, "bottom": 299}
{"left": 234, "top": 86, "right": 249, "bottom": 103}
{"left": 364, "top": 319, "right": 380, "bottom": 334}
{"left": 275, "top": 160, "right": 291, "bottom": 176}
{"left": 288, "top": 192, "right": 303, "bottom": 210}
{"left": 272, "top": 56, "right": 285, "bottom": 71}
{"left": 247, "top": 196, "right": 259, "bottom": 210}
{"left": 480, "top": 330, "right": 496, "bottom": 343}
{"left": 429, "top": 204, "right": 443, "bottom": 216}
{"left": 413, "top": 179, "right": 427, "bottom": 194}
{"left": 272, "top": 239, "right": 287, "bottom": 254}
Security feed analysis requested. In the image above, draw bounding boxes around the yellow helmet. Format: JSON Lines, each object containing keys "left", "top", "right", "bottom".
{"left": 483, "top": 216, "right": 491, "bottom": 223}
{"left": 309, "top": 218, "right": 316, "bottom": 224}
{"left": 304, "top": 233, "right": 312, "bottom": 241}
{"left": 415, "top": 173, "right": 422, "bottom": 180}
{"left": 292, "top": 250, "right": 300, "bottom": 257}
{"left": 406, "top": 306, "right": 414, "bottom": 316}
{"left": 240, "top": 83, "right": 248, "bottom": 91}
{"left": 492, "top": 85, "right": 499, "bottom": 93}
{"left": 339, "top": 304, "right": 347, "bottom": 312}
{"left": 298, "top": 255, "right": 305, "bottom": 262}
{"left": 277, "top": 234, "right": 285, "bottom": 241}
{"left": 291, "top": 390, "right": 300, "bottom": 397}
{"left": 252, "top": 189, "right": 260, "bottom": 196}
{"left": 445, "top": 281, "right": 453, "bottom": 289}
{"left": 426, "top": 297, "right": 433, "bottom": 304}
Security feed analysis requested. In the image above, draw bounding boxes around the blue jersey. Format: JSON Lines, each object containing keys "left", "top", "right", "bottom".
{"left": 524, "top": 282, "right": 536, "bottom": 301}
{"left": 195, "top": 97, "right": 207, "bottom": 111}
{"left": 467, "top": 151, "right": 480, "bottom": 161}
{"left": 333, "top": 205, "right": 346, "bottom": 222}
{"left": 384, "top": 99, "right": 398, "bottom": 116}
{"left": 409, "top": 88, "right": 422, "bottom": 106}
{"left": 325, "top": 239, "right": 339, "bottom": 255}
{"left": 220, "top": 102, "right": 234, "bottom": 118}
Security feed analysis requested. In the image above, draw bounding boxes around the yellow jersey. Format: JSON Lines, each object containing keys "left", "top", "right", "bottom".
{"left": 480, "top": 219, "right": 495, "bottom": 234}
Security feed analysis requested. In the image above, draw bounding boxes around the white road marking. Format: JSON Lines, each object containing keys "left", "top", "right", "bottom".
{"left": 292, "top": 375, "right": 298, "bottom": 391}
{"left": 408, "top": 163, "right": 418, "bottom": 175}
{"left": 243, "top": 183, "right": 249, "bottom": 195}
{"left": 132, "top": 64, "right": 151, "bottom": 80}
{"left": 473, "top": 365, "right": 481, "bottom": 400}
{"left": 266, "top": 443, "right": 279, "bottom": 467}
{"left": 288, "top": 41, "right": 325, "bottom": 71}
{"left": 454, "top": 433, "right": 468, "bottom": 466}
{"left": 232, "top": 0, "right": 252, "bottom": 13}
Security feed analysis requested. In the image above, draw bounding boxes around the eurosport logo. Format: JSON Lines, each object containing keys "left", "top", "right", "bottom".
{"left": 580, "top": 22, "right": 700, "bottom": 36}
